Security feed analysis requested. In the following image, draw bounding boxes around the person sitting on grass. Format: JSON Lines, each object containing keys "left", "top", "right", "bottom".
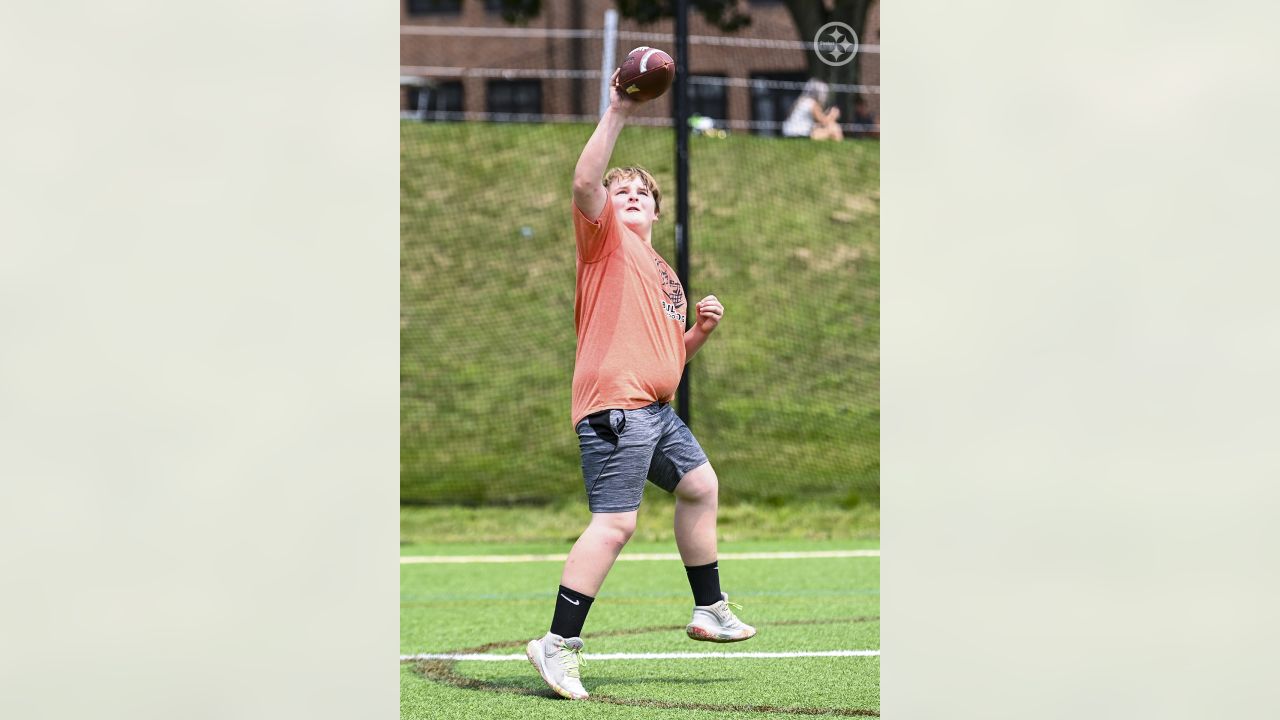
{"left": 782, "top": 78, "right": 844, "bottom": 142}
{"left": 524, "top": 69, "right": 756, "bottom": 702}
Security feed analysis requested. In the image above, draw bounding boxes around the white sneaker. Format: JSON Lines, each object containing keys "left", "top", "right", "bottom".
{"left": 526, "top": 632, "right": 589, "bottom": 700}
{"left": 686, "top": 592, "right": 757, "bottom": 643}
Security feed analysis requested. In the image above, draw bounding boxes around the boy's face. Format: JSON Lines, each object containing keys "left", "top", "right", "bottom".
{"left": 608, "top": 176, "right": 658, "bottom": 232}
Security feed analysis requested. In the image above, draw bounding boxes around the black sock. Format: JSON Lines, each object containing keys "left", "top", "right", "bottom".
{"left": 549, "top": 585, "right": 595, "bottom": 639}
{"left": 685, "top": 560, "right": 722, "bottom": 606}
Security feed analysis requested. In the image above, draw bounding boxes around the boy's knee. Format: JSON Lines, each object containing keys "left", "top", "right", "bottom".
{"left": 676, "top": 464, "right": 718, "bottom": 503}
{"left": 605, "top": 524, "right": 635, "bottom": 551}
{"left": 594, "top": 514, "right": 637, "bottom": 547}
{"left": 614, "top": 521, "right": 636, "bottom": 544}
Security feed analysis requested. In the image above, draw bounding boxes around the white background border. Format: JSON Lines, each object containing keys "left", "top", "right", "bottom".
{"left": 3, "top": 0, "right": 1280, "bottom": 717}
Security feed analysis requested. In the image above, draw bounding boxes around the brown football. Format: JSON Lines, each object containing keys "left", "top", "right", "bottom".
{"left": 616, "top": 46, "right": 675, "bottom": 102}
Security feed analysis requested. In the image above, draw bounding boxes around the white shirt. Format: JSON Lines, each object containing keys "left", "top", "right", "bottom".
{"left": 782, "top": 97, "right": 817, "bottom": 137}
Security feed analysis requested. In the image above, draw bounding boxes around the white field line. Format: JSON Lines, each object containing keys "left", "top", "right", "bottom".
{"left": 401, "top": 549, "right": 879, "bottom": 565}
{"left": 401, "top": 649, "right": 879, "bottom": 662}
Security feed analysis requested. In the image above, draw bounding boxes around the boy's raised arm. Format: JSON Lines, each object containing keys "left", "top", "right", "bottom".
{"left": 572, "top": 70, "right": 639, "bottom": 219}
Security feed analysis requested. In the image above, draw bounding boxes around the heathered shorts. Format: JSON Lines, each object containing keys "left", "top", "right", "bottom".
{"left": 575, "top": 401, "right": 710, "bottom": 513}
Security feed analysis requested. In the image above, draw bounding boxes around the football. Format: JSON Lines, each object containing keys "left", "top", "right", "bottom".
{"left": 616, "top": 46, "right": 675, "bottom": 102}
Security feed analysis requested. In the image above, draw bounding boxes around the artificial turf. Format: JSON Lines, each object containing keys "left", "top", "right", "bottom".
{"left": 401, "top": 538, "right": 880, "bottom": 718}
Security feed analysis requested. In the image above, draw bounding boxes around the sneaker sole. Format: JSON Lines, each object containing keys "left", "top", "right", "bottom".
{"left": 525, "top": 640, "right": 589, "bottom": 700}
{"left": 685, "top": 625, "right": 756, "bottom": 643}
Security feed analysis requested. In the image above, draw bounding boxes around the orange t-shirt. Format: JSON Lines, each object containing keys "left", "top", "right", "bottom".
{"left": 570, "top": 198, "right": 687, "bottom": 427}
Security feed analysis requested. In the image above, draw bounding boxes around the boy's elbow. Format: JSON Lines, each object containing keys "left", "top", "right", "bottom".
{"left": 572, "top": 175, "right": 598, "bottom": 195}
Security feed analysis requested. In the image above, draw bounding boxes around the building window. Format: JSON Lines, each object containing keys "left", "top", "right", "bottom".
{"left": 689, "top": 75, "right": 728, "bottom": 124}
{"left": 486, "top": 80, "right": 542, "bottom": 121}
{"left": 426, "top": 81, "right": 464, "bottom": 119}
{"left": 406, "top": 0, "right": 461, "bottom": 16}
{"left": 402, "top": 86, "right": 420, "bottom": 114}
{"left": 403, "top": 80, "right": 464, "bottom": 121}
{"left": 484, "top": 0, "right": 505, "bottom": 12}
{"left": 749, "top": 72, "right": 808, "bottom": 136}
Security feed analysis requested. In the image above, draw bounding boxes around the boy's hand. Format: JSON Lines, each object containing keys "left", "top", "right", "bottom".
{"left": 608, "top": 69, "right": 641, "bottom": 115}
{"left": 695, "top": 295, "right": 724, "bottom": 334}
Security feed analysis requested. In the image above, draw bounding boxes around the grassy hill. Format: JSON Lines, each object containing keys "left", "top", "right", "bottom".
{"left": 401, "top": 121, "right": 878, "bottom": 506}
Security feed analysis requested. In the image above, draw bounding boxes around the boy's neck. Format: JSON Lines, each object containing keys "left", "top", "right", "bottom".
{"left": 625, "top": 224, "right": 653, "bottom": 246}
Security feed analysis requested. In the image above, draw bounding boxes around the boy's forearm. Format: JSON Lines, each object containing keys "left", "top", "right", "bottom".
{"left": 574, "top": 107, "right": 628, "bottom": 185}
{"left": 684, "top": 325, "right": 712, "bottom": 363}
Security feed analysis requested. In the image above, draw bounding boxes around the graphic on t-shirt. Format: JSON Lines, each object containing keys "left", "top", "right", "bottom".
{"left": 653, "top": 257, "right": 686, "bottom": 323}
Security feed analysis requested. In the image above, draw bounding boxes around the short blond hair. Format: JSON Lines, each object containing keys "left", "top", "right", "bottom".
{"left": 602, "top": 166, "right": 662, "bottom": 216}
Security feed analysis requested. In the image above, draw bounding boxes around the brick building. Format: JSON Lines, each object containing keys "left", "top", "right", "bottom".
{"left": 400, "top": 0, "right": 879, "bottom": 135}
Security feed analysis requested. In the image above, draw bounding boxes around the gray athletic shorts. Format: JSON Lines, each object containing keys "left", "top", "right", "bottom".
{"left": 575, "top": 401, "right": 710, "bottom": 513}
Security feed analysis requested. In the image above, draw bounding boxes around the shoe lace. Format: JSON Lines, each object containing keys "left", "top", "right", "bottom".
{"left": 720, "top": 600, "right": 747, "bottom": 628}
{"left": 558, "top": 644, "right": 585, "bottom": 679}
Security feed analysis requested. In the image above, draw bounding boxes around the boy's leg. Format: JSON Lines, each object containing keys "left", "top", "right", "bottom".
{"left": 646, "top": 411, "right": 720, "bottom": 604}
{"left": 673, "top": 462, "right": 718, "bottom": 568}
{"left": 546, "top": 510, "right": 637, "bottom": 642}
{"left": 561, "top": 510, "right": 638, "bottom": 597}
{"left": 671, "top": 462, "right": 755, "bottom": 641}
{"left": 674, "top": 463, "right": 726, "bottom": 608}
{"left": 530, "top": 511, "right": 645, "bottom": 701}
{"left": 649, "top": 408, "right": 756, "bottom": 643}
{"left": 561, "top": 406, "right": 652, "bottom": 603}
{"left": 529, "top": 408, "right": 653, "bottom": 700}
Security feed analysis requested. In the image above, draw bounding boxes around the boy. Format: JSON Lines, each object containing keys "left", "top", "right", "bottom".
{"left": 526, "top": 71, "right": 755, "bottom": 701}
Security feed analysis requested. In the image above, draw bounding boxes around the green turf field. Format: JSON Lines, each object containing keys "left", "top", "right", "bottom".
{"left": 401, "top": 537, "right": 880, "bottom": 718}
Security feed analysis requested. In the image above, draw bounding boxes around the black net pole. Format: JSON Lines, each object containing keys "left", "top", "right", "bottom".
{"left": 673, "top": 0, "right": 692, "bottom": 425}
